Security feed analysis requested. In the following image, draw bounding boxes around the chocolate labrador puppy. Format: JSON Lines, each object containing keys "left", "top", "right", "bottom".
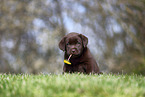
{"left": 59, "top": 32, "right": 101, "bottom": 74}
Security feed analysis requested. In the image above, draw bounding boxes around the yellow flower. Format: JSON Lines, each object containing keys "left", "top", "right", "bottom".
{"left": 64, "top": 60, "right": 71, "bottom": 65}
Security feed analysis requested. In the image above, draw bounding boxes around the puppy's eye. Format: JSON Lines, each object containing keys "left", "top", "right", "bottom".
{"left": 77, "top": 42, "right": 81, "bottom": 44}
{"left": 66, "top": 43, "right": 69, "bottom": 45}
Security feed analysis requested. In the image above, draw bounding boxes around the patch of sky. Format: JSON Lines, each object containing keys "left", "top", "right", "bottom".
{"left": 114, "top": 40, "right": 124, "bottom": 55}
{"left": 1, "top": 38, "right": 15, "bottom": 50}
{"left": 63, "top": 12, "right": 83, "bottom": 33}
{"left": 106, "top": 18, "right": 122, "bottom": 37}
{"left": 75, "top": 3, "right": 86, "bottom": 13}
{"left": 33, "top": 18, "right": 46, "bottom": 28}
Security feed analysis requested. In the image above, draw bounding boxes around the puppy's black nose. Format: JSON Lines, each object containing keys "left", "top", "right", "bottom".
{"left": 71, "top": 49, "right": 76, "bottom": 53}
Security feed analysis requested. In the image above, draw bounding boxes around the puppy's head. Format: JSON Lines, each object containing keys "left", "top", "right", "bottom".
{"left": 59, "top": 32, "right": 88, "bottom": 57}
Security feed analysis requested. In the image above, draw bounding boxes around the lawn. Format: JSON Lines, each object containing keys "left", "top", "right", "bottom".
{"left": 0, "top": 73, "right": 145, "bottom": 97}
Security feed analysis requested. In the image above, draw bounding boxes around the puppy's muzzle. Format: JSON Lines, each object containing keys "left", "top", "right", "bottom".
{"left": 71, "top": 48, "right": 77, "bottom": 54}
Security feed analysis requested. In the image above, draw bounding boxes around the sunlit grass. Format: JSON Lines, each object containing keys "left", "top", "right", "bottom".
{"left": 0, "top": 73, "right": 145, "bottom": 97}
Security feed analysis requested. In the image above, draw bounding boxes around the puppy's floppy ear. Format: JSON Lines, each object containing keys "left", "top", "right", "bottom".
{"left": 79, "top": 34, "right": 88, "bottom": 48}
{"left": 59, "top": 36, "right": 66, "bottom": 51}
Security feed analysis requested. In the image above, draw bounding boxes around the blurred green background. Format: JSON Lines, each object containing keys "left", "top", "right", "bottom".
{"left": 0, "top": 0, "right": 144, "bottom": 75}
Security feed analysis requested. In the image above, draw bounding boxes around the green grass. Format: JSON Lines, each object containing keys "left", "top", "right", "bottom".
{"left": 0, "top": 73, "right": 145, "bottom": 97}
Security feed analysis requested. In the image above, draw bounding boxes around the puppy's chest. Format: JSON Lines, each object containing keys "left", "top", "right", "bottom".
{"left": 70, "top": 58, "right": 84, "bottom": 65}
{"left": 69, "top": 60, "right": 86, "bottom": 69}
{"left": 66, "top": 63, "right": 86, "bottom": 73}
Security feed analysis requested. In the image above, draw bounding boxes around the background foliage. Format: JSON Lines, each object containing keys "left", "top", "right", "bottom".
{"left": 0, "top": 0, "right": 145, "bottom": 75}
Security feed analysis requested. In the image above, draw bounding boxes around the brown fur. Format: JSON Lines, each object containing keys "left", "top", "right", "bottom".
{"left": 59, "top": 32, "right": 102, "bottom": 74}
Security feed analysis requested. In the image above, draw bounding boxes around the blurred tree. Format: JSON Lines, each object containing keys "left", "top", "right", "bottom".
{"left": 63, "top": 0, "right": 145, "bottom": 74}
{"left": 0, "top": 0, "right": 33, "bottom": 73}
{"left": 0, "top": 0, "right": 144, "bottom": 75}
{"left": 0, "top": 0, "right": 66, "bottom": 74}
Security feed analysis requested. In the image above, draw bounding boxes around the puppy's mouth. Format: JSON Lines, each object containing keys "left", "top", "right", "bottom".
{"left": 67, "top": 49, "right": 81, "bottom": 57}
{"left": 70, "top": 53, "right": 80, "bottom": 58}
